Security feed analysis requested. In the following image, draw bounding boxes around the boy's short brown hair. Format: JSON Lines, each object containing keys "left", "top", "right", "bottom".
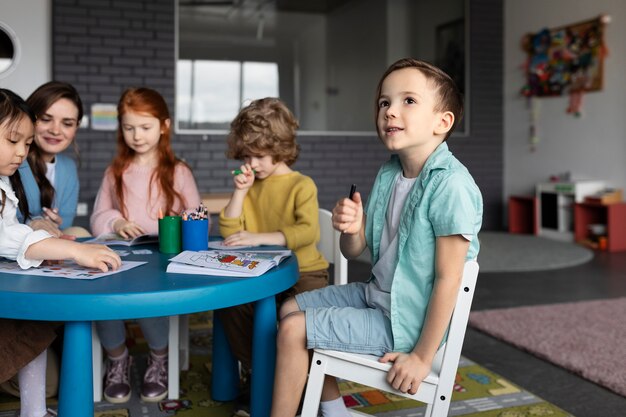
{"left": 226, "top": 97, "right": 300, "bottom": 166}
{"left": 374, "top": 58, "right": 464, "bottom": 140}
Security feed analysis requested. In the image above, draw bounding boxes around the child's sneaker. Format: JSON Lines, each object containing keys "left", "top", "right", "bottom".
{"left": 103, "top": 354, "right": 133, "bottom": 403}
{"left": 232, "top": 370, "right": 251, "bottom": 417}
{"left": 140, "top": 351, "right": 168, "bottom": 402}
{"left": 232, "top": 398, "right": 250, "bottom": 417}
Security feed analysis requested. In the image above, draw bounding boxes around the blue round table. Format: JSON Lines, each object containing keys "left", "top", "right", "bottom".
{"left": 0, "top": 245, "right": 298, "bottom": 417}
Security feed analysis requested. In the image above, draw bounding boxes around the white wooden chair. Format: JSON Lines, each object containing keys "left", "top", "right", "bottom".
{"left": 318, "top": 208, "right": 348, "bottom": 285}
{"left": 92, "top": 315, "right": 188, "bottom": 401}
{"left": 300, "top": 260, "right": 479, "bottom": 417}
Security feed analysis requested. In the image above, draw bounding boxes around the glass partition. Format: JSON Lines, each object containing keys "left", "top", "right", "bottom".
{"left": 177, "top": 0, "right": 468, "bottom": 135}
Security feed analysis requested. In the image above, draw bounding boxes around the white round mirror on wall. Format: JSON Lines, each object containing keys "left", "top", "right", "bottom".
{"left": 0, "top": 22, "right": 18, "bottom": 78}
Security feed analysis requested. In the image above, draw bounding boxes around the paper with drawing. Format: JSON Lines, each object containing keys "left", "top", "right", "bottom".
{"left": 167, "top": 250, "right": 291, "bottom": 277}
{"left": 0, "top": 260, "right": 146, "bottom": 280}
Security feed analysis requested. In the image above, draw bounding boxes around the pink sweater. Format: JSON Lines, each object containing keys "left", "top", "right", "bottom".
{"left": 90, "top": 162, "right": 201, "bottom": 236}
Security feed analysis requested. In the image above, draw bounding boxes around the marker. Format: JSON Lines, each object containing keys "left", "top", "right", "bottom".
{"left": 231, "top": 169, "right": 256, "bottom": 175}
{"left": 349, "top": 184, "right": 357, "bottom": 199}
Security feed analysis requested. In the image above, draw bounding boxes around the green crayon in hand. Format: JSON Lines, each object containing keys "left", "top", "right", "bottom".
{"left": 231, "top": 169, "right": 256, "bottom": 175}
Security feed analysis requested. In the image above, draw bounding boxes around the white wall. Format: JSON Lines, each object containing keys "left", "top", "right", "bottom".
{"left": 0, "top": 0, "right": 51, "bottom": 98}
{"left": 504, "top": 0, "right": 626, "bottom": 199}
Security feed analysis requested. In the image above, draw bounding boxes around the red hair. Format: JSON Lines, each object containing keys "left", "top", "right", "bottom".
{"left": 110, "top": 87, "right": 188, "bottom": 217}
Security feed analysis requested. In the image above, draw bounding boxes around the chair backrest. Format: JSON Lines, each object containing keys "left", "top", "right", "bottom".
{"left": 317, "top": 208, "right": 348, "bottom": 285}
{"left": 432, "top": 259, "right": 479, "bottom": 403}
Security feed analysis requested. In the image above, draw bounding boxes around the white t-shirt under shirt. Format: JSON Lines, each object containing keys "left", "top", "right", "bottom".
{"left": 45, "top": 159, "right": 56, "bottom": 188}
{"left": 366, "top": 173, "right": 417, "bottom": 318}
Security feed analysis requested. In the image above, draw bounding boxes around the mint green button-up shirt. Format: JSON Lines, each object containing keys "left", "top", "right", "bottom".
{"left": 364, "top": 142, "right": 483, "bottom": 352}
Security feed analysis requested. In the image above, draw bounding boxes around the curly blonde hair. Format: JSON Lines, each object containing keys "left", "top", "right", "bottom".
{"left": 226, "top": 97, "right": 300, "bottom": 166}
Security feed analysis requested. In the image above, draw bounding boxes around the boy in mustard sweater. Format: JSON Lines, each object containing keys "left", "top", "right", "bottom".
{"left": 218, "top": 97, "right": 329, "bottom": 416}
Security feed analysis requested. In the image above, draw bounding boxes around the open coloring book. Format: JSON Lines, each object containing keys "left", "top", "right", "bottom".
{"left": 85, "top": 233, "right": 158, "bottom": 246}
{"left": 166, "top": 250, "right": 292, "bottom": 277}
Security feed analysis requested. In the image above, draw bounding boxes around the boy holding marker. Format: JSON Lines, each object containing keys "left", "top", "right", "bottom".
{"left": 218, "top": 97, "right": 329, "bottom": 415}
{"left": 270, "top": 58, "right": 483, "bottom": 417}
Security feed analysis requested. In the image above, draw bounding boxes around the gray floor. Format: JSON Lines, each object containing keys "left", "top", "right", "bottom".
{"left": 346, "top": 249, "right": 626, "bottom": 417}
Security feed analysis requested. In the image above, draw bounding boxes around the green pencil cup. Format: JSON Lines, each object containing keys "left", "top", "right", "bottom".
{"left": 158, "top": 215, "right": 182, "bottom": 254}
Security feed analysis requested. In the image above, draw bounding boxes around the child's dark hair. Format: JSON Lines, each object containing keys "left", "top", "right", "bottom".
{"left": 26, "top": 81, "right": 84, "bottom": 212}
{"left": 226, "top": 97, "right": 300, "bottom": 166}
{"left": 0, "top": 88, "right": 35, "bottom": 219}
{"left": 374, "top": 58, "right": 464, "bottom": 140}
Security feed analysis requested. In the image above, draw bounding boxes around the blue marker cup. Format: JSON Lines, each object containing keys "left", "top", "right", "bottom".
{"left": 182, "top": 218, "right": 209, "bottom": 251}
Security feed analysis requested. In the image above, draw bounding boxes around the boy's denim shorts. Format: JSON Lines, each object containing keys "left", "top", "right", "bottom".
{"left": 295, "top": 282, "right": 393, "bottom": 356}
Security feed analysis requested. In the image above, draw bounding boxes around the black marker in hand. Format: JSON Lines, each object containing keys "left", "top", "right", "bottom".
{"left": 349, "top": 184, "right": 357, "bottom": 200}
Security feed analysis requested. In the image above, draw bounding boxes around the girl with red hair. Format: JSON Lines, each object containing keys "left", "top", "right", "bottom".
{"left": 90, "top": 87, "right": 200, "bottom": 403}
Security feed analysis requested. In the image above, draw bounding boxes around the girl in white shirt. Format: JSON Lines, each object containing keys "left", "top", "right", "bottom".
{"left": 0, "top": 88, "right": 121, "bottom": 417}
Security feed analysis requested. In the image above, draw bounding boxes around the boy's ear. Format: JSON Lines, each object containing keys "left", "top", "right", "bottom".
{"left": 434, "top": 111, "right": 454, "bottom": 136}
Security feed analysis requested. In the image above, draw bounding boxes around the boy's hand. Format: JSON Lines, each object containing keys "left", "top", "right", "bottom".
{"left": 73, "top": 244, "right": 122, "bottom": 272}
{"left": 332, "top": 191, "right": 363, "bottom": 234}
{"left": 233, "top": 164, "right": 255, "bottom": 191}
{"left": 113, "top": 218, "right": 145, "bottom": 239}
{"left": 223, "top": 230, "right": 262, "bottom": 247}
{"left": 223, "top": 230, "right": 286, "bottom": 247}
{"left": 379, "top": 351, "right": 431, "bottom": 395}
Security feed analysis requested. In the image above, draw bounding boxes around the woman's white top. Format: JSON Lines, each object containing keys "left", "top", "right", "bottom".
{"left": 0, "top": 176, "right": 52, "bottom": 269}
{"left": 45, "top": 159, "right": 56, "bottom": 187}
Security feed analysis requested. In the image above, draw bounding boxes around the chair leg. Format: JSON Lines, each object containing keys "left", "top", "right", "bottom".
{"left": 300, "top": 352, "right": 326, "bottom": 417}
{"left": 426, "top": 395, "right": 450, "bottom": 417}
{"left": 91, "top": 323, "right": 102, "bottom": 402}
{"left": 168, "top": 315, "right": 180, "bottom": 399}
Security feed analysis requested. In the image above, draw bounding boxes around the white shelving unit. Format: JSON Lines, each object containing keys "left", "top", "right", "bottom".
{"left": 536, "top": 181, "right": 605, "bottom": 241}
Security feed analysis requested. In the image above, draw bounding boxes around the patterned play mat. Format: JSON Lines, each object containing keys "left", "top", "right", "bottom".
{"left": 0, "top": 312, "right": 574, "bottom": 417}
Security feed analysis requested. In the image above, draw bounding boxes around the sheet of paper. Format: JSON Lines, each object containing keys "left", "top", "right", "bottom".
{"left": 0, "top": 260, "right": 146, "bottom": 280}
{"left": 85, "top": 233, "right": 158, "bottom": 246}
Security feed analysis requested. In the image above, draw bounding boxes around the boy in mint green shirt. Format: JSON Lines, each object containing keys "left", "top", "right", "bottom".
{"left": 270, "top": 59, "right": 483, "bottom": 417}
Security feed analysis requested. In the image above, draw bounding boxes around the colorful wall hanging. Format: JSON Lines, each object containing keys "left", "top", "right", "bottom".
{"left": 520, "top": 15, "right": 610, "bottom": 116}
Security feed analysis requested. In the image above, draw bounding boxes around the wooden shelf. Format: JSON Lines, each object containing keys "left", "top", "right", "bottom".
{"left": 201, "top": 192, "right": 231, "bottom": 214}
{"left": 508, "top": 195, "right": 537, "bottom": 234}
{"left": 535, "top": 181, "right": 605, "bottom": 241}
{"left": 574, "top": 202, "right": 626, "bottom": 252}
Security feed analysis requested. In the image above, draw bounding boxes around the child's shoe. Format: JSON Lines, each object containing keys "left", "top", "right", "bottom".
{"left": 103, "top": 354, "right": 133, "bottom": 403}
{"left": 232, "top": 369, "right": 251, "bottom": 417}
{"left": 232, "top": 392, "right": 250, "bottom": 417}
{"left": 140, "top": 351, "right": 168, "bottom": 402}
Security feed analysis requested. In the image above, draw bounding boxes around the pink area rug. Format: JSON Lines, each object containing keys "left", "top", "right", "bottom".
{"left": 469, "top": 297, "right": 626, "bottom": 397}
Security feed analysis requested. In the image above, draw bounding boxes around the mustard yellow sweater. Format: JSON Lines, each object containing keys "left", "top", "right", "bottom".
{"left": 219, "top": 172, "right": 328, "bottom": 273}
